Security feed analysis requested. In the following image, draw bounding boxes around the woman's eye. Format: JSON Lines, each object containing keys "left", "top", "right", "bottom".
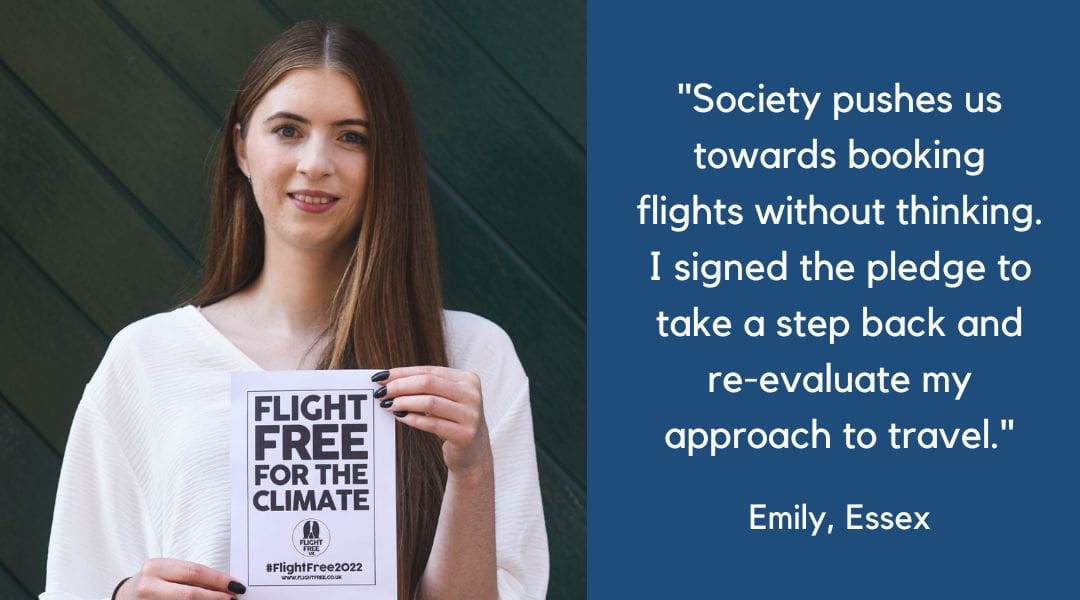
{"left": 342, "top": 131, "right": 368, "bottom": 146}
{"left": 273, "top": 125, "right": 299, "bottom": 139}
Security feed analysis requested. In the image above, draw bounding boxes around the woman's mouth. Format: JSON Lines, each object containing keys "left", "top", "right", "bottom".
{"left": 288, "top": 193, "right": 340, "bottom": 213}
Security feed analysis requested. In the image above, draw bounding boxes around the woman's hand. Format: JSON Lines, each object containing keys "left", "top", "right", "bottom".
{"left": 374, "top": 366, "right": 493, "bottom": 476}
{"left": 116, "top": 559, "right": 246, "bottom": 599}
{"left": 374, "top": 366, "right": 498, "bottom": 600}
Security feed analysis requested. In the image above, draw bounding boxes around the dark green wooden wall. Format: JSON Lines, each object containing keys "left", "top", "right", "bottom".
{"left": 0, "top": 1, "right": 584, "bottom": 597}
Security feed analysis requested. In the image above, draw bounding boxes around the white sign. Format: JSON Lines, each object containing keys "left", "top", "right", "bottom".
{"left": 230, "top": 370, "right": 396, "bottom": 599}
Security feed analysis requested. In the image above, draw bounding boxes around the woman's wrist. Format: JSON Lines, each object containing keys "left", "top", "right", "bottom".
{"left": 446, "top": 451, "right": 494, "bottom": 487}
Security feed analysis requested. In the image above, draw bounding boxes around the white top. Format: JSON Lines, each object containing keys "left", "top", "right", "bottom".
{"left": 40, "top": 305, "right": 548, "bottom": 600}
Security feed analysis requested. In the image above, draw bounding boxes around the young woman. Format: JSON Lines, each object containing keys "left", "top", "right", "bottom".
{"left": 41, "top": 21, "right": 548, "bottom": 600}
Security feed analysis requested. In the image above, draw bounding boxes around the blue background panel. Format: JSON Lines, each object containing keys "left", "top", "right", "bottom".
{"left": 588, "top": 3, "right": 1077, "bottom": 597}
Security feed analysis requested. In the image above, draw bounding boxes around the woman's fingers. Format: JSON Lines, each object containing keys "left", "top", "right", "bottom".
{"left": 378, "top": 372, "right": 480, "bottom": 408}
{"left": 133, "top": 558, "right": 244, "bottom": 597}
{"left": 150, "top": 558, "right": 240, "bottom": 592}
{"left": 385, "top": 394, "right": 475, "bottom": 424}
{"left": 394, "top": 411, "right": 472, "bottom": 443}
{"left": 377, "top": 366, "right": 481, "bottom": 388}
{"left": 374, "top": 366, "right": 492, "bottom": 473}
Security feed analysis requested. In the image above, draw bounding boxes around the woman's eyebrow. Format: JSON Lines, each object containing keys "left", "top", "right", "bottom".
{"left": 264, "top": 111, "right": 368, "bottom": 127}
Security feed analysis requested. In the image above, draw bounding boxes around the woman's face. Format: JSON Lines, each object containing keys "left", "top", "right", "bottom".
{"left": 234, "top": 67, "right": 370, "bottom": 253}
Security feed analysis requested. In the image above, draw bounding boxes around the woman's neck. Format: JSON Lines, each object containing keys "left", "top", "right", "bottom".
{"left": 240, "top": 240, "right": 353, "bottom": 338}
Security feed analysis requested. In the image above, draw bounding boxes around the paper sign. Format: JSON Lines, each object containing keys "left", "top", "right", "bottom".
{"left": 230, "top": 370, "right": 396, "bottom": 599}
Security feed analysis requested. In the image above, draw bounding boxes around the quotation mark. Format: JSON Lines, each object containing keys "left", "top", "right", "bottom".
{"left": 990, "top": 419, "right": 1015, "bottom": 449}
{"left": 677, "top": 82, "right": 694, "bottom": 95}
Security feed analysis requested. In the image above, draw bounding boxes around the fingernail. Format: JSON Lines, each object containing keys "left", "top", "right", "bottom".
{"left": 379, "top": 398, "right": 394, "bottom": 408}
{"left": 374, "top": 386, "right": 388, "bottom": 399}
{"left": 229, "top": 581, "right": 246, "bottom": 594}
{"left": 393, "top": 411, "right": 408, "bottom": 418}
{"left": 371, "top": 370, "right": 389, "bottom": 382}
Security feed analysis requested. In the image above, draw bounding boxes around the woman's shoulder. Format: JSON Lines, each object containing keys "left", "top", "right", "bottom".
{"left": 89, "top": 305, "right": 211, "bottom": 388}
{"left": 441, "top": 309, "right": 526, "bottom": 380}
{"left": 442, "top": 308, "right": 512, "bottom": 345}
{"left": 80, "top": 305, "right": 201, "bottom": 407}
{"left": 442, "top": 309, "right": 520, "bottom": 363}
{"left": 108, "top": 304, "right": 198, "bottom": 355}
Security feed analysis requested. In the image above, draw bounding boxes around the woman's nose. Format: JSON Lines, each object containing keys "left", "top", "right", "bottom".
{"left": 297, "top": 137, "right": 334, "bottom": 179}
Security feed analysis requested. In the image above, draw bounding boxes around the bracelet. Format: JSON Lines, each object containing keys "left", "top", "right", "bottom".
{"left": 111, "top": 576, "right": 131, "bottom": 600}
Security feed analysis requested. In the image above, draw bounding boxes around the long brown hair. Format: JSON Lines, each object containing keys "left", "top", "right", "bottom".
{"left": 189, "top": 21, "right": 447, "bottom": 599}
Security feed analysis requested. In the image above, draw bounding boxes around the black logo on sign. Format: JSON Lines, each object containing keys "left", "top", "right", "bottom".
{"left": 292, "top": 518, "right": 330, "bottom": 556}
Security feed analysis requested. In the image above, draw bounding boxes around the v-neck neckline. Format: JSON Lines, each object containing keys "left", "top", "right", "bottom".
{"left": 184, "top": 304, "right": 266, "bottom": 372}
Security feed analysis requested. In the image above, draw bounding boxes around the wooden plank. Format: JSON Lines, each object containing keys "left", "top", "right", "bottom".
{"left": 0, "top": 562, "right": 36, "bottom": 600}
{"left": 0, "top": 228, "right": 106, "bottom": 450}
{"left": 539, "top": 455, "right": 585, "bottom": 600}
{"left": 0, "top": 65, "right": 198, "bottom": 336}
{"left": 0, "top": 0, "right": 216, "bottom": 258}
{"left": 0, "top": 394, "right": 61, "bottom": 595}
{"left": 105, "top": 0, "right": 283, "bottom": 116}
{"left": 247, "top": 0, "right": 586, "bottom": 314}
{"left": 435, "top": 0, "right": 585, "bottom": 147}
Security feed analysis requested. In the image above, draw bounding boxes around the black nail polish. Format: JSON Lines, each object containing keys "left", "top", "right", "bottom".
{"left": 393, "top": 411, "right": 407, "bottom": 418}
{"left": 374, "top": 386, "right": 388, "bottom": 399}
{"left": 371, "top": 370, "right": 389, "bottom": 382}
{"left": 228, "top": 581, "right": 246, "bottom": 594}
{"left": 379, "top": 398, "right": 393, "bottom": 408}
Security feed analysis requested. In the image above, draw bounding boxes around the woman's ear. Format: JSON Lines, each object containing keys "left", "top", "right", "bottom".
{"left": 234, "top": 123, "right": 249, "bottom": 178}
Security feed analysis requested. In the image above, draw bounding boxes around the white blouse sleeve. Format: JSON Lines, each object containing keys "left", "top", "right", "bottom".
{"left": 489, "top": 376, "right": 550, "bottom": 600}
{"left": 458, "top": 316, "right": 548, "bottom": 600}
{"left": 41, "top": 341, "right": 159, "bottom": 599}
